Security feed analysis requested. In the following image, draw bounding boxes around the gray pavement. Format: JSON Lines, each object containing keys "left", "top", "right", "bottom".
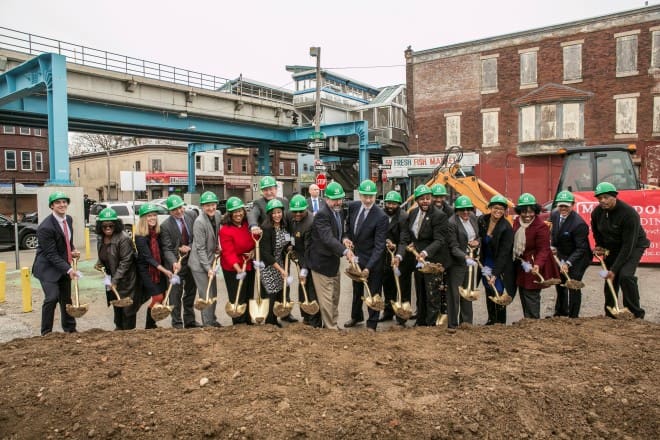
{"left": 0, "top": 243, "right": 658, "bottom": 343}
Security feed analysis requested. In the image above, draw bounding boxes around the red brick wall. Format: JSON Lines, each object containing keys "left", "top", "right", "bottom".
{"left": 0, "top": 127, "right": 49, "bottom": 184}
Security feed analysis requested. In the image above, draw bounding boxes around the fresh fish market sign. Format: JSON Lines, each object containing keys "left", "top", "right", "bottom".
{"left": 382, "top": 153, "right": 479, "bottom": 178}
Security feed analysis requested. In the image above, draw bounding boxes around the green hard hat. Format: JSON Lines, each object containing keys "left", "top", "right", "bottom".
{"left": 226, "top": 196, "right": 245, "bottom": 212}
{"left": 413, "top": 185, "right": 432, "bottom": 199}
{"left": 289, "top": 194, "right": 308, "bottom": 211}
{"left": 98, "top": 207, "right": 118, "bottom": 221}
{"left": 554, "top": 190, "right": 575, "bottom": 204}
{"left": 594, "top": 181, "right": 618, "bottom": 197}
{"left": 454, "top": 195, "right": 474, "bottom": 209}
{"left": 166, "top": 194, "right": 185, "bottom": 210}
{"left": 139, "top": 203, "right": 160, "bottom": 217}
{"left": 431, "top": 184, "right": 448, "bottom": 196}
{"left": 384, "top": 191, "right": 402, "bottom": 204}
{"left": 199, "top": 191, "right": 219, "bottom": 205}
{"left": 48, "top": 191, "right": 70, "bottom": 207}
{"left": 358, "top": 179, "right": 377, "bottom": 195}
{"left": 325, "top": 182, "right": 345, "bottom": 200}
{"left": 266, "top": 198, "right": 284, "bottom": 212}
{"left": 488, "top": 194, "right": 508, "bottom": 208}
{"left": 517, "top": 193, "right": 537, "bottom": 207}
{"left": 259, "top": 176, "right": 277, "bottom": 190}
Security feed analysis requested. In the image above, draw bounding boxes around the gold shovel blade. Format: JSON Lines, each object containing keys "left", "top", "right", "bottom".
{"left": 436, "top": 313, "right": 448, "bottom": 327}
{"left": 65, "top": 304, "right": 89, "bottom": 318}
{"left": 419, "top": 263, "right": 444, "bottom": 274}
{"left": 564, "top": 279, "right": 585, "bottom": 290}
{"left": 110, "top": 297, "right": 133, "bottom": 308}
{"left": 225, "top": 302, "right": 247, "bottom": 318}
{"left": 300, "top": 301, "right": 320, "bottom": 315}
{"left": 249, "top": 298, "right": 270, "bottom": 324}
{"left": 150, "top": 304, "right": 173, "bottom": 321}
{"left": 364, "top": 294, "right": 385, "bottom": 312}
{"left": 194, "top": 297, "right": 216, "bottom": 311}
{"left": 606, "top": 305, "right": 634, "bottom": 320}
{"left": 273, "top": 301, "right": 294, "bottom": 318}
{"left": 392, "top": 301, "right": 412, "bottom": 320}
{"left": 459, "top": 290, "right": 480, "bottom": 302}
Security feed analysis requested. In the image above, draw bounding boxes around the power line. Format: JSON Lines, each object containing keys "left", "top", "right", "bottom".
{"left": 324, "top": 64, "right": 405, "bottom": 70}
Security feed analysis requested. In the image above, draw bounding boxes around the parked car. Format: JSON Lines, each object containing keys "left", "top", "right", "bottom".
{"left": 88, "top": 202, "right": 169, "bottom": 237}
{"left": 0, "top": 213, "right": 39, "bottom": 249}
{"left": 151, "top": 198, "right": 201, "bottom": 215}
{"left": 21, "top": 212, "right": 38, "bottom": 223}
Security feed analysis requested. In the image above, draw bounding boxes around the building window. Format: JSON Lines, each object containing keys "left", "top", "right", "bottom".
{"left": 521, "top": 106, "right": 536, "bottom": 142}
{"left": 21, "top": 151, "right": 32, "bottom": 170}
{"left": 195, "top": 155, "right": 202, "bottom": 170}
{"left": 214, "top": 157, "right": 220, "bottom": 171}
{"left": 652, "top": 29, "right": 660, "bottom": 70}
{"left": 241, "top": 159, "right": 247, "bottom": 173}
{"left": 135, "top": 160, "right": 141, "bottom": 171}
{"left": 303, "top": 163, "right": 308, "bottom": 172}
{"left": 152, "top": 159, "right": 162, "bottom": 172}
{"left": 563, "top": 103, "right": 581, "bottom": 139}
{"left": 614, "top": 94, "right": 638, "bottom": 138}
{"left": 481, "top": 109, "right": 499, "bottom": 147}
{"left": 279, "top": 162, "right": 284, "bottom": 176}
{"left": 520, "top": 103, "right": 584, "bottom": 142}
{"left": 480, "top": 55, "right": 498, "bottom": 93}
{"left": 653, "top": 96, "right": 660, "bottom": 135}
{"left": 19, "top": 127, "right": 30, "bottom": 135}
{"left": 540, "top": 105, "right": 557, "bottom": 140}
{"left": 226, "top": 158, "right": 233, "bottom": 172}
{"left": 519, "top": 49, "right": 538, "bottom": 88}
{"left": 291, "top": 162, "right": 296, "bottom": 176}
{"left": 3, "top": 126, "right": 15, "bottom": 134}
{"left": 615, "top": 31, "right": 639, "bottom": 77}
{"left": 445, "top": 113, "right": 461, "bottom": 148}
{"left": 35, "top": 152, "right": 43, "bottom": 171}
{"left": 34, "top": 128, "right": 42, "bottom": 136}
{"left": 4, "top": 150, "right": 16, "bottom": 170}
{"left": 562, "top": 42, "right": 582, "bottom": 82}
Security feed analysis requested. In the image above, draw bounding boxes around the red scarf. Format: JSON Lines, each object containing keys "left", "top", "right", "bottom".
{"left": 148, "top": 227, "right": 161, "bottom": 283}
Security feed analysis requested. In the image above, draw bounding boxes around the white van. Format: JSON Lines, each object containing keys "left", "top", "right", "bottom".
{"left": 89, "top": 201, "right": 169, "bottom": 237}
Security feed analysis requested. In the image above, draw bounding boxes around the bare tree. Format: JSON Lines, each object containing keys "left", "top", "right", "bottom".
{"left": 69, "top": 133, "right": 136, "bottom": 155}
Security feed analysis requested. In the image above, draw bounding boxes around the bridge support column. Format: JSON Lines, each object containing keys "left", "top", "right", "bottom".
{"left": 357, "top": 121, "right": 369, "bottom": 183}
{"left": 257, "top": 143, "right": 271, "bottom": 175}
{"left": 188, "top": 150, "right": 196, "bottom": 194}
{"left": 44, "top": 54, "right": 71, "bottom": 185}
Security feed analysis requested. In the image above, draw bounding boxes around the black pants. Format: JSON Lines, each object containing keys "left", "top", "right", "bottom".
{"left": 519, "top": 288, "right": 541, "bottom": 319}
{"left": 299, "top": 275, "right": 322, "bottom": 328}
{"left": 447, "top": 265, "right": 474, "bottom": 328}
{"left": 382, "top": 258, "right": 413, "bottom": 324}
{"left": 414, "top": 271, "right": 446, "bottom": 326}
{"left": 169, "top": 267, "right": 198, "bottom": 327}
{"left": 39, "top": 276, "right": 76, "bottom": 336}
{"left": 604, "top": 247, "right": 646, "bottom": 319}
{"left": 484, "top": 280, "right": 507, "bottom": 324}
{"left": 223, "top": 269, "right": 255, "bottom": 325}
{"left": 113, "top": 306, "right": 137, "bottom": 330}
{"left": 554, "top": 285, "right": 582, "bottom": 318}
{"left": 350, "top": 269, "right": 383, "bottom": 330}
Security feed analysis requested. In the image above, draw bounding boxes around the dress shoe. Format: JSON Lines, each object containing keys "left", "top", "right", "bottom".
{"left": 378, "top": 314, "right": 394, "bottom": 323}
{"left": 172, "top": 323, "right": 184, "bottom": 329}
{"left": 281, "top": 315, "right": 298, "bottom": 323}
{"left": 343, "top": 319, "right": 363, "bottom": 328}
{"left": 184, "top": 322, "right": 203, "bottom": 328}
{"left": 207, "top": 322, "right": 222, "bottom": 328}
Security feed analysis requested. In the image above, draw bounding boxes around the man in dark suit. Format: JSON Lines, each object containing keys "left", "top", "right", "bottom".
{"left": 248, "top": 175, "right": 289, "bottom": 235}
{"left": 447, "top": 196, "right": 480, "bottom": 329}
{"left": 307, "top": 182, "right": 355, "bottom": 329}
{"left": 32, "top": 191, "right": 81, "bottom": 336}
{"left": 550, "top": 191, "right": 591, "bottom": 318}
{"left": 380, "top": 191, "right": 414, "bottom": 325}
{"left": 395, "top": 185, "right": 451, "bottom": 326}
{"left": 306, "top": 183, "right": 326, "bottom": 216}
{"left": 342, "top": 180, "right": 388, "bottom": 330}
{"left": 160, "top": 194, "right": 201, "bottom": 328}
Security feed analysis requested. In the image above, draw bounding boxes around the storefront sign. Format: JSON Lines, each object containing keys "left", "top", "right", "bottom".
{"left": 382, "top": 152, "right": 480, "bottom": 178}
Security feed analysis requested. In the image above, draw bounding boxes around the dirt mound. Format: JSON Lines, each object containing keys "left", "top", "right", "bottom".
{"left": 0, "top": 318, "right": 658, "bottom": 439}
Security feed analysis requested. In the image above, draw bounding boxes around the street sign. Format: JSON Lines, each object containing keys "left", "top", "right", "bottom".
{"left": 316, "top": 173, "right": 327, "bottom": 190}
{"left": 308, "top": 131, "right": 326, "bottom": 140}
{"left": 314, "top": 165, "right": 326, "bottom": 171}
{"left": 308, "top": 141, "right": 325, "bottom": 149}
{"left": 314, "top": 159, "right": 323, "bottom": 166}
{"left": 377, "top": 164, "right": 391, "bottom": 170}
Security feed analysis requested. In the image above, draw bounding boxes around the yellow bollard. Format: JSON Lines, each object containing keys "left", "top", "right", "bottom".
{"left": 85, "top": 228, "right": 91, "bottom": 260}
{"left": 0, "top": 261, "right": 6, "bottom": 303}
{"left": 21, "top": 267, "right": 32, "bottom": 313}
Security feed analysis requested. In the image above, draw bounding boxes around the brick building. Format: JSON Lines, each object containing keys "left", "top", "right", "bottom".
{"left": 406, "top": 5, "right": 660, "bottom": 203}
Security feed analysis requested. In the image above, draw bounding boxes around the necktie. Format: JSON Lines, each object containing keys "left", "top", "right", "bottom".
{"left": 313, "top": 199, "right": 318, "bottom": 213}
{"left": 62, "top": 219, "right": 72, "bottom": 264}
{"left": 334, "top": 211, "right": 342, "bottom": 239}
{"left": 180, "top": 219, "right": 189, "bottom": 245}
{"left": 414, "top": 211, "right": 424, "bottom": 238}
{"left": 559, "top": 216, "right": 565, "bottom": 228}
{"left": 355, "top": 209, "right": 368, "bottom": 235}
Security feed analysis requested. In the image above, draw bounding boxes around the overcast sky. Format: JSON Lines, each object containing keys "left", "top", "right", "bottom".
{"left": 1, "top": 0, "right": 657, "bottom": 88}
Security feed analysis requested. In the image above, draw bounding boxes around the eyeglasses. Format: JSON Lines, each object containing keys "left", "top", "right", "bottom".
{"left": 490, "top": 206, "right": 506, "bottom": 212}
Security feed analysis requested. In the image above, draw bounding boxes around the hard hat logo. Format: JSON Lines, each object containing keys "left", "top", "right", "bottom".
{"left": 594, "top": 182, "right": 618, "bottom": 197}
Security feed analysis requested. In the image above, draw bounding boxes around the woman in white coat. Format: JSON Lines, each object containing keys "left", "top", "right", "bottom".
{"left": 188, "top": 191, "right": 223, "bottom": 327}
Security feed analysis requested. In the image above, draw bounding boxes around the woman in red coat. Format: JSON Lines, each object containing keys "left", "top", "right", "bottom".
{"left": 219, "top": 197, "right": 255, "bottom": 325}
{"left": 512, "top": 193, "right": 560, "bottom": 319}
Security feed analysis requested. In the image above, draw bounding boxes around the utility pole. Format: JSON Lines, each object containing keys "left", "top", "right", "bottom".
{"left": 310, "top": 46, "right": 322, "bottom": 161}
{"left": 106, "top": 150, "right": 111, "bottom": 201}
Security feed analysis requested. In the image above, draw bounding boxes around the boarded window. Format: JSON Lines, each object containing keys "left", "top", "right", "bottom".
{"left": 653, "top": 96, "right": 660, "bottom": 133}
{"left": 563, "top": 44, "right": 582, "bottom": 81}
{"left": 652, "top": 31, "right": 660, "bottom": 69}
{"left": 562, "top": 103, "right": 580, "bottom": 139}
{"left": 521, "top": 106, "right": 536, "bottom": 141}
{"left": 616, "top": 35, "right": 638, "bottom": 75}
{"left": 376, "top": 107, "right": 390, "bottom": 128}
{"left": 615, "top": 97, "right": 637, "bottom": 134}
{"left": 481, "top": 58, "right": 497, "bottom": 91}
{"left": 540, "top": 105, "right": 557, "bottom": 140}
{"left": 482, "top": 111, "right": 498, "bottom": 146}
{"left": 445, "top": 115, "right": 461, "bottom": 147}
{"left": 520, "top": 52, "right": 537, "bottom": 85}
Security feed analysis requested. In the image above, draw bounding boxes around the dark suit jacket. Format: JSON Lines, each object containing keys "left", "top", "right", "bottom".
{"left": 159, "top": 211, "right": 197, "bottom": 271}
{"left": 247, "top": 196, "right": 289, "bottom": 229}
{"left": 306, "top": 197, "right": 326, "bottom": 214}
{"left": 288, "top": 212, "right": 314, "bottom": 270}
{"left": 307, "top": 203, "right": 346, "bottom": 277}
{"left": 32, "top": 214, "right": 75, "bottom": 282}
{"left": 550, "top": 210, "right": 591, "bottom": 278}
{"left": 344, "top": 201, "right": 387, "bottom": 272}
{"left": 398, "top": 205, "right": 450, "bottom": 267}
{"left": 135, "top": 234, "right": 166, "bottom": 296}
{"left": 477, "top": 214, "right": 516, "bottom": 297}
{"left": 448, "top": 213, "right": 480, "bottom": 266}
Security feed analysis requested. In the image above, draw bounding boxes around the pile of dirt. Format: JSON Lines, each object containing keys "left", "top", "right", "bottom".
{"left": 0, "top": 318, "right": 658, "bottom": 439}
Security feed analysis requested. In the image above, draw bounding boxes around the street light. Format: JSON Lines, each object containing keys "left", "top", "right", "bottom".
{"left": 310, "top": 46, "right": 322, "bottom": 161}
